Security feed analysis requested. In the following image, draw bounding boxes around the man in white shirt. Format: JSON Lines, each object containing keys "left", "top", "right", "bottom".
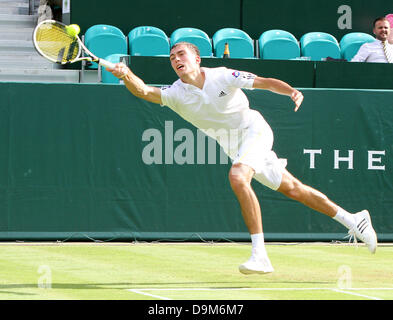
{"left": 108, "top": 42, "right": 377, "bottom": 274}
{"left": 351, "top": 17, "right": 393, "bottom": 63}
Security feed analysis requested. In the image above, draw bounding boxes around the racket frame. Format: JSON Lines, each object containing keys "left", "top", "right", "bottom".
{"left": 33, "top": 19, "right": 116, "bottom": 69}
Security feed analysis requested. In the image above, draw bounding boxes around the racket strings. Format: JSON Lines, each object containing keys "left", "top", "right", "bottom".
{"left": 35, "top": 22, "right": 80, "bottom": 63}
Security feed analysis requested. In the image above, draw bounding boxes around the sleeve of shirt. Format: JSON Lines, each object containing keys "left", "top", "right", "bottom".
{"left": 223, "top": 68, "right": 256, "bottom": 89}
{"left": 351, "top": 43, "right": 369, "bottom": 62}
{"left": 160, "top": 85, "right": 178, "bottom": 112}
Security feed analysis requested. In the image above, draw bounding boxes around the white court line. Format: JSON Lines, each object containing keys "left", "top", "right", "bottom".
{"left": 331, "top": 289, "right": 383, "bottom": 300}
{"left": 128, "top": 289, "right": 172, "bottom": 300}
{"left": 129, "top": 287, "right": 393, "bottom": 291}
{"left": 127, "top": 287, "right": 393, "bottom": 300}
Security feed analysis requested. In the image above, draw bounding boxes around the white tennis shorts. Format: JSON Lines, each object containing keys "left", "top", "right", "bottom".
{"left": 223, "top": 110, "right": 287, "bottom": 190}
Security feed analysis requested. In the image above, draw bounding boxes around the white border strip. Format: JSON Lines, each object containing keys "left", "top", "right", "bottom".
{"left": 128, "top": 289, "right": 172, "bottom": 300}
{"left": 127, "top": 287, "right": 392, "bottom": 300}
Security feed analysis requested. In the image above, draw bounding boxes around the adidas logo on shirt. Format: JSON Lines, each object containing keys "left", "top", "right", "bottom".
{"left": 218, "top": 91, "right": 227, "bottom": 97}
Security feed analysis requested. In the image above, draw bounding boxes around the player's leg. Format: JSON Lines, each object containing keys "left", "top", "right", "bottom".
{"left": 277, "top": 169, "right": 377, "bottom": 253}
{"left": 228, "top": 163, "right": 261, "bottom": 234}
{"left": 277, "top": 169, "right": 339, "bottom": 217}
{"left": 228, "top": 163, "right": 274, "bottom": 274}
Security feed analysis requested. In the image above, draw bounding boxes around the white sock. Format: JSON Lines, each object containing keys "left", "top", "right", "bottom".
{"left": 251, "top": 233, "right": 267, "bottom": 256}
{"left": 333, "top": 207, "right": 356, "bottom": 229}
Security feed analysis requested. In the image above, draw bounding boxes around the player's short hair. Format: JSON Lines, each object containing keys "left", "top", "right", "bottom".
{"left": 373, "top": 17, "right": 388, "bottom": 27}
{"left": 170, "top": 42, "right": 200, "bottom": 58}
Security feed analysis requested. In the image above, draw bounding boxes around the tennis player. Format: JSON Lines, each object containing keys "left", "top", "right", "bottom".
{"left": 108, "top": 42, "right": 377, "bottom": 274}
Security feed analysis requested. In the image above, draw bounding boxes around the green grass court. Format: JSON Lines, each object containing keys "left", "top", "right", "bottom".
{"left": 0, "top": 242, "right": 392, "bottom": 300}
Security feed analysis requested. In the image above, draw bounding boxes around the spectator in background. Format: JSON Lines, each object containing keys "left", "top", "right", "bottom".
{"left": 386, "top": 14, "right": 393, "bottom": 44}
{"left": 351, "top": 17, "right": 393, "bottom": 63}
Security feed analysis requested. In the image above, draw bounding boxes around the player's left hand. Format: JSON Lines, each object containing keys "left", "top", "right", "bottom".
{"left": 291, "top": 90, "right": 303, "bottom": 112}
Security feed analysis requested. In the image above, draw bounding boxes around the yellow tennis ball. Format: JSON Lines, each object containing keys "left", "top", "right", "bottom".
{"left": 66, "top": 24, "right": 80, "bottom": 37}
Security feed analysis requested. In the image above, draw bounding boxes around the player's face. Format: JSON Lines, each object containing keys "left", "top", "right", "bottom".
{"left": 373, "top": 20, "right": 390, "bottom": 41}
{"left": 169, "top": 45, "right": 201, "bottom": 77}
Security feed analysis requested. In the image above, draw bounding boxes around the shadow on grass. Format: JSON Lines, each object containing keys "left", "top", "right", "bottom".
{"left": 0, "top": 279, "right": 335, "bottom": 291}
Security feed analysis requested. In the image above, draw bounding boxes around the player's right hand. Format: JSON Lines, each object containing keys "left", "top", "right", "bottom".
{"left": 109, "top": 62, "right": 130, "bottom": 79}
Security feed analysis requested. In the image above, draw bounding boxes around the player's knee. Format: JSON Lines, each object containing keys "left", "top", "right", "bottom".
{"left": 229, "top": 169, "right": 250, "bottom": 193}
{"left": 282, "top": 180, "right": 305, "bottom": 201}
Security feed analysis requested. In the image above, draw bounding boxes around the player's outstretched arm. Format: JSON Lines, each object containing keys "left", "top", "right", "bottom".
{"left": 252, "top": 76, "right": 303, "bottom": 112}
{"left": 108, "top": 63, "right": 162, "bottom": 105}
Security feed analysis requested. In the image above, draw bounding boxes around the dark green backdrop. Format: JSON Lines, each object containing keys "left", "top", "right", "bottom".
{"left": 125, "top": 57, "right": 393, "bottom": 89}
{"left": 71, "top": 0, "right": 392, "bottom": 41}
{"left": 0, "top": 82, "right": 392, "bottom": 241}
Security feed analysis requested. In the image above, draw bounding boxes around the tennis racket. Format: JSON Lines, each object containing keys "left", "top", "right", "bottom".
{"left": 33, "top": 19, "right": 116, "bottom": 69}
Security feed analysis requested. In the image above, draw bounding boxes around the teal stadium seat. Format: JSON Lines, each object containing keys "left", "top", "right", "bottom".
{"left": 128, "top": 26, "right": 170, "bottom": 56}
{"left": 84, "top": 24, "right": 127, "bottom": 69}
{"left": 170, "top": 27, "right": 212, "bottom": 57}
{"left": 340, "top": 32, "right": 375, "bottom": 61}
{"left": 101, "top": 54, "right": 126, "bottom": 84}
{"left": 300, "top": 32, "right": 341, "bottom": 61}
{"left": 212, "top": 28, "right": 254, "bottom": 58}
{"left": 259, "top": 29, "right": 300, "bottom": 60}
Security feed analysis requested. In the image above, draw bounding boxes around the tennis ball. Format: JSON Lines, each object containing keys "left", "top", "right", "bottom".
{"left": 66, "top": 24, "right": 80, "bottom": 37}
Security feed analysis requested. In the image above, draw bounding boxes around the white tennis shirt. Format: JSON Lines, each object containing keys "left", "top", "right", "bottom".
{"left": 160, "top": 67, "right": 256, "bottom": 135}
{"left": 160, "top": 66, "right": 286, "bottom": 190}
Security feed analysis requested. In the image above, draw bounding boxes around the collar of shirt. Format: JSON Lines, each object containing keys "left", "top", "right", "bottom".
{"left": 374, "top": 39, "right": 393, "bottom": 47}
{"left": 177, "top": 67, "right": 209, "bottom": 91}
{"left": 176, "top": 68, "right": 211, "bottom": 103}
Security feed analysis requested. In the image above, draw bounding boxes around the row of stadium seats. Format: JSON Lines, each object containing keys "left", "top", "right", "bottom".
{"left": 83, "top": 24, "right": 376, "bottom": 66}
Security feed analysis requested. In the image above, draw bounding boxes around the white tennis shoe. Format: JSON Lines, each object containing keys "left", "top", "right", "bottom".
{"left": 348, "top": 210, "right": 377, "bottom": 254}
{"left": 239, "top": 254, "right": 274, "bottom": 275}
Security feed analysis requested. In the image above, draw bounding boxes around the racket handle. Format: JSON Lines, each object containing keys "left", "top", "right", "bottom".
{"left": 98, "top": 59, "right": 116, "bottom": 69}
